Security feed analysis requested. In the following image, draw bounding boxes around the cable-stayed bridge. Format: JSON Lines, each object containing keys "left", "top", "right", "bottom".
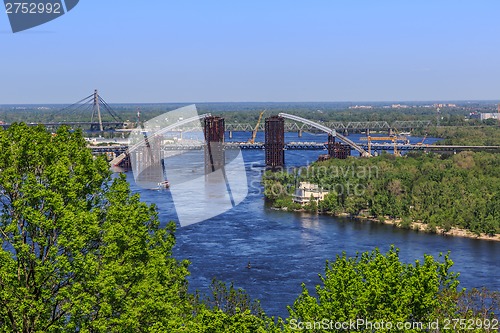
{"left": 0, "top": 91, "right": 432, "bottom": 133}
{"left": 0, "top": 90, "right": 126, "bottom": 131}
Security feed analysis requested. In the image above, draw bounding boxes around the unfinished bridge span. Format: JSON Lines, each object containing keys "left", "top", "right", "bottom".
{"left": 278, "top": 113, "right": 370, "bottom": 157}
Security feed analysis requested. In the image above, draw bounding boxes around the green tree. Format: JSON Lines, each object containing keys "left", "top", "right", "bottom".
{"left": 318, "top": 192, "right": 338, "bottom": 213}
{"left": 304, "top": 195, "right": 318, "bottom": 213}
{"left": 0, "top": 124, "right": 191, "bottom": 332}
{"left": 287, "top": 247, "right": 460, "bottom": 332}
{"left": 185, "top": 279, "right": 285, "bottom": 333}
{"left": 264, "top": 152, "right": 500, "bottom": 236}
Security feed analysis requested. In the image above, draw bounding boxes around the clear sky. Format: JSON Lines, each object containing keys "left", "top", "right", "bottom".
{"left": 1, "top": 0, "right": 500, "bottom": 104}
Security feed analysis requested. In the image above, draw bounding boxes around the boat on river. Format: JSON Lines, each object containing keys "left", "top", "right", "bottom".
{"left": 158, "top": 180, "right": 170, "bottom": 189}
{"left": 150, "top": 180, "right": 170, "bottom": 190}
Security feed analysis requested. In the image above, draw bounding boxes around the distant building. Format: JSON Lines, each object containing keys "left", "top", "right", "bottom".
{"left": 480, "top": 113, "right": 500, "bottom": 121}
{"left": 469, "top": 111, "right": 481, "bottom": 119}
{"left": 349, "top": 105, "right": 373, "bottom": 109}
{"left": 293, "top": 182, "right": 329, "bottom": 205}
{"left": 434, "top": 103, "right": 457, "bottom": 108}
{"left": 391, "top": 104, "right": 409, "bottom": 109}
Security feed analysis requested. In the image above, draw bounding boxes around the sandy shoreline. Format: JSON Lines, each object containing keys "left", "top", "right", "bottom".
{"left": 353, "top": 215, "right": 500, "bottom": 242}
{"left": 273, "top": 207, "right": 500, "bottom": 242}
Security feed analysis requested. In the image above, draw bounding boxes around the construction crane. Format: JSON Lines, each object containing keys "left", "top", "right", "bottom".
{"left": 391, "top": 128, "right": 409, "bottom": 156}
{"left": 361, "top": 130, "right": 409, "bottom": 156}
{"left": 416, "top": 134, "right": 427, "bottom": 146}
{"left": 248, "top": 110, "right": 265, "bottom": 144}
{"left": 361, "top": 136, "right": 398, "bottom": 156}
{"left": 392, "top": 128, "right": 409, "bottom": 143}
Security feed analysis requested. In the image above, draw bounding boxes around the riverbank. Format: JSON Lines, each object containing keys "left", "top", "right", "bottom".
{"left": 273, "top": 207, "right": 500, "bottom": 242}
{"left": 264, "top": 152, "right": 500, "bottom": 242}
{"left": 356, "top": 215, "right": 500, "bottom": 242}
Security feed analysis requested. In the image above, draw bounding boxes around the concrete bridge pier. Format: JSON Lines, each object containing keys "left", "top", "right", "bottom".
{"left": 204, "top": 116, "right": 225, "bottom": 175}
{"left": 265, "top": 116, "right": 285, "bottom": 170}
{"left": 298, "top": 129, "right": 302, "bottom": 138}
{"left": 327, "top": 134, "right": 335, "bottom": 158}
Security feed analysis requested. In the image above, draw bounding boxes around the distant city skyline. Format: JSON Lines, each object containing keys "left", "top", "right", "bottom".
{"left": 1, "top": 1, "right": 500, "bottom": 104}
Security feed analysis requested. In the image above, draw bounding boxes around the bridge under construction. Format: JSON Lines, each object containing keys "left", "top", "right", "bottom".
{"left": 105, "top": 113, "right": 371, "bottom": 170}
{"left": 0, "top": 90, "right": 433, "bottom": 134}
{"left": 1, "top": 91, "right": 494, "bottom": 169}
{"left": 98, "top": 112, "right": 499, "bottom": 170}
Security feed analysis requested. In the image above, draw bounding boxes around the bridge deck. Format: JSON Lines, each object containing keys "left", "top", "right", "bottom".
{"left": 90, "top": 142, "right": 500, "bottom": 153}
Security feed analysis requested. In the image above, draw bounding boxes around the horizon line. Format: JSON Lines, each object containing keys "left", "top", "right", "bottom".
{"left": 1, "top": 99, "right": 500, "bottom": 106}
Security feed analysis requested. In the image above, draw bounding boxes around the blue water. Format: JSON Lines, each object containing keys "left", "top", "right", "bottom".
{"left": 124, "top": 132, "right": 500, "bottom": 318}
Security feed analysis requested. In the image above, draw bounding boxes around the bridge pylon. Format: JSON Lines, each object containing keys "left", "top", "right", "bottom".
{"left": 327, "top": 134, "right": 335, "bottom": 157}
{"left": 327, "top": 134, "right": 351, "bottom": 159}
{"left": 90, "top": 89, "right": 104, "bottom": 132}
{"left": 204, "top": 116, "right": 225, "bottom": 174}
{"left": 265, "top": 116, "right": 285, "bottom": 169}
{"left": 58, "top": 89, "right": 124, "bottom": 131}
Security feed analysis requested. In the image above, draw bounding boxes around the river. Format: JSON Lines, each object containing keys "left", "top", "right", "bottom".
{"left": 122, "top": 132, "right": 500, "bottom": 318}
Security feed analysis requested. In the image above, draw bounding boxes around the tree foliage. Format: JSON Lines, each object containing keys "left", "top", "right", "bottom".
{"left": 1, "top": 124, "right": 498, "bottom": 332}
{"left": 417, "top": 126, "right": 500, "bottom": 146}
{"left": 2, "top": 100, "right": 499, "bottom": 130}
{"left": 288, "top": 248, "right": 459, "bottom": 331}
{"left": 264, "top": 152, "right": 500, "bottom": 235}
{"left": 0, "top": 124, "right": 191, "bottom": 332}
{"left": 286, "top": 248, "right": 499, "bottom": 332}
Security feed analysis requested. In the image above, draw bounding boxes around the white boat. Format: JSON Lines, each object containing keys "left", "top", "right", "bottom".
{"left": 150, "top": 180, "right": 170, "bottom": 190}
{"left": 158, "top": 180, "right": 170, "bottom": 189}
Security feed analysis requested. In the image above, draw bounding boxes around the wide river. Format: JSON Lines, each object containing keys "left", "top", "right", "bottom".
{"left": 122, "top": 132, "right": 500, "bottom": 318}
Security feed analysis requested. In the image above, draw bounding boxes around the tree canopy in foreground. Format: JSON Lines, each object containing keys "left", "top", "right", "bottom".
{"left": 0, "top": 124, "right": 497, "bottom": 332}
{"left": 0, "top": 124, "right": 193, "bottom": 332}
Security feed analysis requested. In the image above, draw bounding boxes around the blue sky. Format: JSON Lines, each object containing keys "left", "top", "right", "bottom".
{"left": 1, "top": 0, "right": 500, "bottom": 103}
